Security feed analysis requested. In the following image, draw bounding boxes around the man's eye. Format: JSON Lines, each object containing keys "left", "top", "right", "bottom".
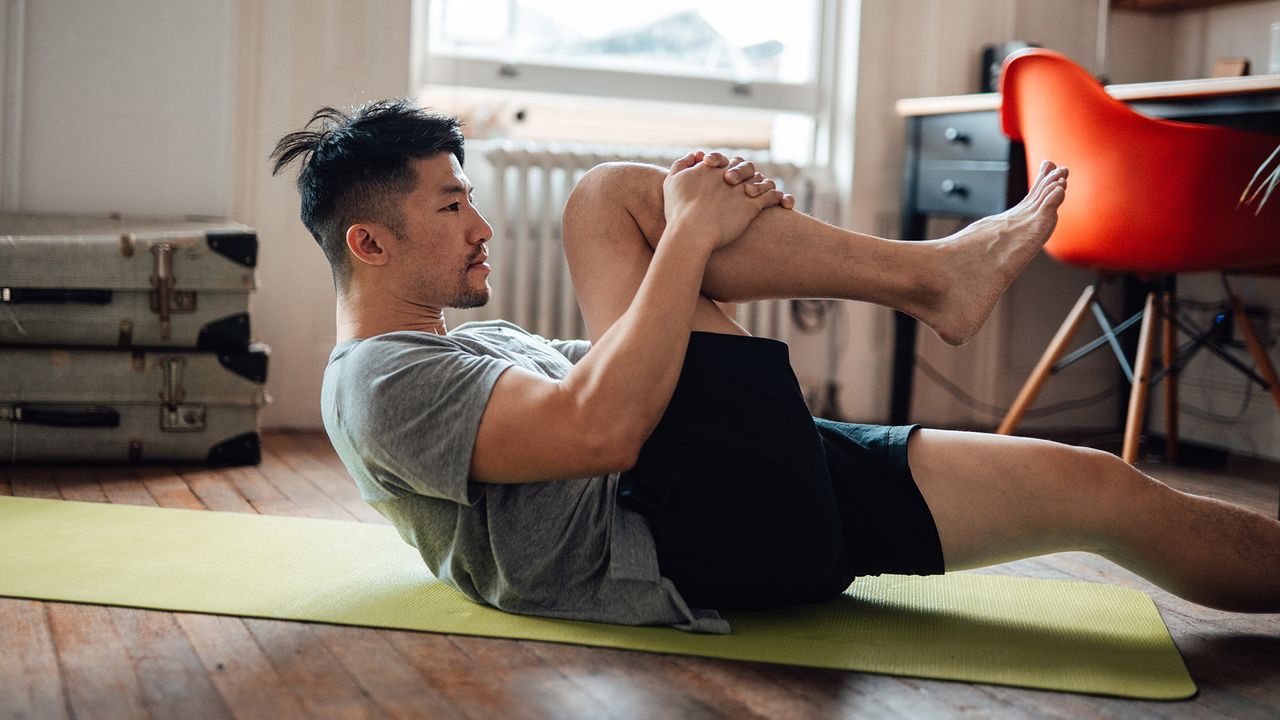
{"left": 443, "top": 202, "right": 460, "bottom": 212}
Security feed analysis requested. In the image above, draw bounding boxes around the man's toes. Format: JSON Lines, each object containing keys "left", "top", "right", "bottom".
{"left": 1041, "top": 166, "right": 1066, "bottom": 186}
{"left": 1032, "top": 167, "right": 1066, "bottom": 199}
{"left": 1040, "top": 182, "right": 1067, "bottom": 209}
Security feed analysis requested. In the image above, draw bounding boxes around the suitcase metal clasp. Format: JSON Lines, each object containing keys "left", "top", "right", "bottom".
{"left": 159, "top": 357, "right": 205, "bottom": 432}
{"left": 149, "top": 243, "right": 197, "bottom": 340}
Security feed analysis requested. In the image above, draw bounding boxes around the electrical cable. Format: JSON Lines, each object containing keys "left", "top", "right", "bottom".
{"left": 914, "top": 354, "right": 1123, "bottom": 420}
{"left": 1177, "top": 373, "right": 1257, "bottom": 424}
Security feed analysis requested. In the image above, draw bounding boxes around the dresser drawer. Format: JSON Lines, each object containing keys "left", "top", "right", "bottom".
{"left": 919, "top": 112, "right": 1011, "bottom": 163}
{"left": 914, "top": 163, "right": 1010, "bottom": 216}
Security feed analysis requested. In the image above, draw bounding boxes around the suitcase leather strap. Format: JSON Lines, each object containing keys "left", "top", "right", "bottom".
{"left": 2, "top": 404, "right": 121, "bottom": 428}
{"left": 1, "top": 288, "right": 113, "bottom": 304}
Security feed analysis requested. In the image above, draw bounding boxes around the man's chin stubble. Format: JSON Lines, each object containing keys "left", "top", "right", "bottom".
{"left": 452, "top": 286, "right": 491, "bottom": 310}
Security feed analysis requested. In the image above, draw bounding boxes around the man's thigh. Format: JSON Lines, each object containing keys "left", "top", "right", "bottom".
{"left": 561, "top": 161, "right": 746, "bottom": 344}
{"left": 906, "top": 429, "right": 1134, "bottom": 570}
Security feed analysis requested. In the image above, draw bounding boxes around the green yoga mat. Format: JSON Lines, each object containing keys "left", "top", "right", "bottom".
{"left": 0, "top": 495, "right": 1195, "bottom": 700}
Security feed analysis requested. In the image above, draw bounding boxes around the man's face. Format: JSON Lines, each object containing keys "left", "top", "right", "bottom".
{"left": 394, "top": 153, "right": 494, "bottom": 308}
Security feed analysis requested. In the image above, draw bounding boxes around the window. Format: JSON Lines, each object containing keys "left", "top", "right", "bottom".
{"left": 414, "top": 0, "right": 836, "bottom": 163}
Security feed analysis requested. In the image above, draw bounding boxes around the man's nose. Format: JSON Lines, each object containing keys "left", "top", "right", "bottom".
{"left": 472, "top": 211, "right": 493, "bottom": 244}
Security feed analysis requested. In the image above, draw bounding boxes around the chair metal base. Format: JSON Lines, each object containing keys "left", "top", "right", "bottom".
{"left": 998, "top": 276, "right": 1280, "bottom": 473}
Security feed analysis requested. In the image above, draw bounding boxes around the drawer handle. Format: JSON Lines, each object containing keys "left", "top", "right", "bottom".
{"left": 941, "top": 179, "right": 969, "bottom": 197}
{"left": 944, "top": 127, "right": 970, "bottom": 144}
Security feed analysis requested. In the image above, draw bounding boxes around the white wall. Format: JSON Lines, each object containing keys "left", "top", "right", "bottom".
{"left": 1173, "top": 0, "right": 1280, "bottom": 78}
{"left": 7, "top": 0, "right": 233, "bottom": 215}
{"left": 1110, "top": 1, "right": 1280, "bottom": 82}
{"left": 1109, "top": 10, "right": 1179, "bottom": 83}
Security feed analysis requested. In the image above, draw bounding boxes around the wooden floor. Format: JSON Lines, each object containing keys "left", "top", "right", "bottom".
{"left": 2, "top": 432, "right": 1278, "bottom": 720}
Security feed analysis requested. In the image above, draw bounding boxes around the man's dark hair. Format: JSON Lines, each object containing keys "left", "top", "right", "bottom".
{"left": 270, "top": 99, "right": 465, "bottom": 291}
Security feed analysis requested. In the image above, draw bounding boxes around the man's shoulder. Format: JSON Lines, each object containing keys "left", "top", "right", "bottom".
{"left": 321, "top": 327, "right": 520, "bottom": 448}
{"left": 324, "top": 320, "right": 575, "bottom": 398}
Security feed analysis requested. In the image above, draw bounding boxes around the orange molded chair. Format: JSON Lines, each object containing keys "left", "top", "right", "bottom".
{"left": 996, "top": 48, "right": 1280, "bottom": 464}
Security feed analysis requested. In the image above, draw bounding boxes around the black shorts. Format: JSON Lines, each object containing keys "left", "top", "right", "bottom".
{"left": 618, "top": 331, "right": 945, "bottom": 612}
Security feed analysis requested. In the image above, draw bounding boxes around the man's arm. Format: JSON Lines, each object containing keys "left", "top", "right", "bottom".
{"left": 470, "top": 153, "right": 787, "bottom": 483}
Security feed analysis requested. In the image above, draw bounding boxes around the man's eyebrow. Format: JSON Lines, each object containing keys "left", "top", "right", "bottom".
{"left": 438, "top": 183, "right": 474, "bottom": 195}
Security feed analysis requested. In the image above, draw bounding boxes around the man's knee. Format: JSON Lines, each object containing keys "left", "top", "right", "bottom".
{"left": 1055, "top": 444, "right": 1162, "bottom": 540}
{"left": 565, "top": 162, "right": 666, "bottom": 245}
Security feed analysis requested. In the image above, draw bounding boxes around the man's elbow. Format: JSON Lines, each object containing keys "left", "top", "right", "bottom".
{"left": 584, "top": 428, "right": 642, "bottom": 475}
{"left": 613, "top": 434, "right": 643, "bottom": 473}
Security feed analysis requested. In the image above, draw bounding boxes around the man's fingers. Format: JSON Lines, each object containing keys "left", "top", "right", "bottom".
{"left": 743, "top": 176, "right": 776, "bottom": 198}
{"left": 753, "top": 189, "right": 795, "bottom": 210}
{"left": 704, "top": 151, "right": 729, "bottom": 168}
{"left": 753, "top": 188, "right": 787, "bottom": 209}
{"left": 743, "top": 173, "right": 793, "bottom": 208}
{"left": 670, "top": 151, "right": 700, "bottom": 174}
{"left": 724, "top": 160, "right": 757, "bottom": 185}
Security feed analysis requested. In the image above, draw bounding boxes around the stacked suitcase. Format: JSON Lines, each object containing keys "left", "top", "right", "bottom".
{"left": 0, "top": 213, "right": 268, "bottom": 465}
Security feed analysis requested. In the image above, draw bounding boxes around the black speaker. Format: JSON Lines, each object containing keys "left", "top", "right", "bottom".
{"left": 981, "top": 41, "right": 1037, "bottom": 93}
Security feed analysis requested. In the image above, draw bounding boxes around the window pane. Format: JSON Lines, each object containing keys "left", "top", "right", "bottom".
{"left": 430, "top": 0, "right": 819, "bottom": 84}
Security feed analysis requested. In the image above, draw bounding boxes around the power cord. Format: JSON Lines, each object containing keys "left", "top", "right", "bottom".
{"left": 1177, "top": 374, "right": 1257, "bottom": 425}
{"left": 914, "top": 354, "right": 1124, "bottom": 420}
{"left": 918, "top": 351, "right": 1260, "bottom": 425}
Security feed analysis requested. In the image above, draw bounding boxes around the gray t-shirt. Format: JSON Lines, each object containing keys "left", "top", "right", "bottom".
{"left": 320, "top": 319, "right": 730, "bottom": 633}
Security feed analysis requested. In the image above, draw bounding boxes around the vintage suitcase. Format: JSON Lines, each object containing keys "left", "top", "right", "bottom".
{"left": 0, "top": 344, "right": 269, "bottom": 465}
{"left": 0, "top": 213, "right": 257, "bottom": 350}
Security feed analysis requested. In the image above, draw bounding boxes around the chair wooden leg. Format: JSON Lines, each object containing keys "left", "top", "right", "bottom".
{"left": 998, "top": 285, "right": 1097, "bottom": 435}
{"left": 1231, "top": 297, "right": 1280, "bottom": 413}
{"left": 1122, "top": 292, "right": 1158, "bottom": 464}
{"left": 1162, "top": 289, "right": 1178, "bottom": 463}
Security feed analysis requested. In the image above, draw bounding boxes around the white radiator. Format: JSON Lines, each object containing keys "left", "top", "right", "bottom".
{"left": 463, "top": 139, "right": 816, "bottom": 345}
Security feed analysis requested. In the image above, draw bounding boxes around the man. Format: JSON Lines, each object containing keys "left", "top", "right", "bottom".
{"left": 273, "top": 100, "right": 1279, "bottom": 634}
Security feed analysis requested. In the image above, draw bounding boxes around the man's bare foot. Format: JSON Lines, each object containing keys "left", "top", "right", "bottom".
{"left": 919, "top": 160, "right": 1069, "bottom": 346}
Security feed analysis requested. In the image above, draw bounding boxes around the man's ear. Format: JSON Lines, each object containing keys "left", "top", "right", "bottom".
{"left": 345, "top": 223, "right": 393, "bottom": 267}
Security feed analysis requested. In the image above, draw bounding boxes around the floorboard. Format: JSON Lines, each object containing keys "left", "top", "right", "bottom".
{"left": 46, "top": 602, "right": 152, "bottom": 720}
{"left": 109, "top": 608, "right": 235, "bottom": 720}
{"left": 1, "top": 431, "right": 1278, "bottom": 720}
{"left": 175, "top": 613, "right": 311, "bottom": 720}
{"left": 0, "top": 600, "right": 70, "bottom": 720}
{"left": 240, "top": 618, "right": 386, "bottom": 720}
{"left": 177, "top": 466, "right": 259, "bottom": 514}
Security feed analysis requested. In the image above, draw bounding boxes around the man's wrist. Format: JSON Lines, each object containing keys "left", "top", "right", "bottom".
{"left": 662, "top": 216, "right": 718, "bottom": 257}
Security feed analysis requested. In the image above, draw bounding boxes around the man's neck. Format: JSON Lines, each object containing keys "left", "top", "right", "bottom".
{"left": 335, "top": 295, "right": 448, "bottom": 343}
